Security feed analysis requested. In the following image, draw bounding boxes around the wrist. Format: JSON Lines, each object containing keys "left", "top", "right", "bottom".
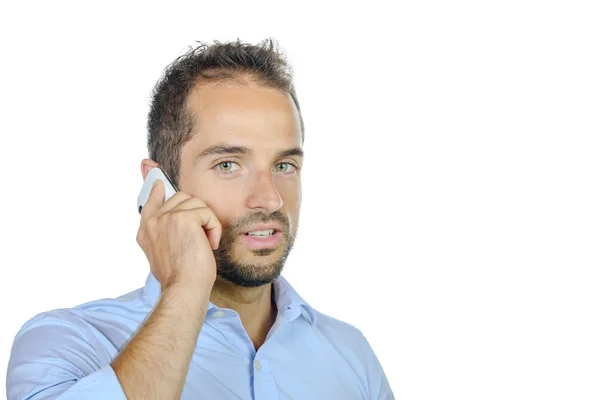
{"left": 161, "top": 279, "right": 212, "bottom": 304}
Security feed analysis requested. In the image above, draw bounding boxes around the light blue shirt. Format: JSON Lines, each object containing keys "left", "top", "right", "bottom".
{"left": 7, "top": 273, "right": 393, "bottom": 399}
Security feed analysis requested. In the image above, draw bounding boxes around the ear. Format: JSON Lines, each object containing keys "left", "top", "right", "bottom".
{"left": 140, "top": 159, "right": 160, "bottom": 181}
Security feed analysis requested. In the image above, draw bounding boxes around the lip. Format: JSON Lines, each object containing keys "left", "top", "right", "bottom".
{"left": 239, "top": 230, "right": 282, "bottom": 249}
{"left": 240, "top": 223, "right": 283, "bottom": 235}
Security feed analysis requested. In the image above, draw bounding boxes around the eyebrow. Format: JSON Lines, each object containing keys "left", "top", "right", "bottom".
{"left": 197, "top": 144, "right": 304, "bottom": 159}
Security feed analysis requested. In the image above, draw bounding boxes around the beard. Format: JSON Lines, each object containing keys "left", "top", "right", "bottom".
{"left": 212, "top": 210, "right": 296, "bottom": 287}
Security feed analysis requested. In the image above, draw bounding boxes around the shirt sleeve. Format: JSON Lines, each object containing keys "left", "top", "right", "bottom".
{"left": 360, "top": 333, "right": 395, "bottom": 400}
{"left": 6, "top": 312, "right": 127, "bottom": 400}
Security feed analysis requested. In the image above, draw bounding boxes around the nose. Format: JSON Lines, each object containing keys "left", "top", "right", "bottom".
{"left": 245, "top": 170, "right": 283, "bottom": 213}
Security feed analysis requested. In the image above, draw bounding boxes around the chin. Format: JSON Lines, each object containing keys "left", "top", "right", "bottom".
{"left": 217, "top": 262, "right": 284, "bottom": 288}
{"left": 215, "top": 249, "right": 289, "bottom": 288}
{"left": 213, "top": 229, "right": 294, "bottom": 287}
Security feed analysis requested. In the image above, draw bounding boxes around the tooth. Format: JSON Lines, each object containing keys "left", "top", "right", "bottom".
{"left": 247, "top": 229, "right": 274, "bottom": 236}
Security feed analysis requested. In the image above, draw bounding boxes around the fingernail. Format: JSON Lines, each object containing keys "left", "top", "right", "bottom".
{"left": 152, "top": 180, "right": 159, "bottom": 187}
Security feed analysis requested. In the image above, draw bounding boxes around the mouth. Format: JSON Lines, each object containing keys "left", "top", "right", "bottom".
{"left": 239, "top": 229, "right": 283, "bottom": 249}
{"left": 242, "top": 228, "right": 279, "bottom": 237}
{"left": 240, "top": 222, "right": 284, "bottom": 236}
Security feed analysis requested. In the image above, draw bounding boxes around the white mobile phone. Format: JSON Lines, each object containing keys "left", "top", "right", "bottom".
{"left": 137, "top": 167, "right": 178, "bottom": 214}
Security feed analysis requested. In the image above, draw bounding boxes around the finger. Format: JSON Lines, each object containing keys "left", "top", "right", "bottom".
{"left": 170, "top": 198, "right": 220, "bottom": 249}
{"left": 169, "top": 196, "right": 209, "bottom": 213}
{"left": 171, "top": 207, "right": 222, "bottom": 250}
{"left": 157, "top": 192, "right": 190, "bottom": 215}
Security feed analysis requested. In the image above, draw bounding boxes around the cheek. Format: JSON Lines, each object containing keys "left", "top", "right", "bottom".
{"left": 279, "top": 187, "right": 301, "bottom": 228}
{"left": 276, "top": 177, "right": 300, "bottom": 198}
{"left": 281, "top": 183, "right": 301, "bottom": 214}
{"left": 205, "top": 190, "right": 241, "bottom": 220}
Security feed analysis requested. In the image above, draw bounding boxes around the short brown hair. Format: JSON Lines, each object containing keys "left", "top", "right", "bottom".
{"left": 146, "top": 38, "right": 304, "bottom": 187}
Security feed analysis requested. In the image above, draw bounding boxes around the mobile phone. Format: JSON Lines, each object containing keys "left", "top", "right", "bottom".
{"left": 137, "top": 167, "right": 178, "bottom": 214}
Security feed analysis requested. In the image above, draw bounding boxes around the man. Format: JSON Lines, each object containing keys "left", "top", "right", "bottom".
{"left": 7, "top": 39, "right": 393, "bottom": 399}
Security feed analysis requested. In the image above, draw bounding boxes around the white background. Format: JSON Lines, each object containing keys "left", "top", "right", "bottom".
{"left": 1, "top": 1, "right": 599, "bottom": 398}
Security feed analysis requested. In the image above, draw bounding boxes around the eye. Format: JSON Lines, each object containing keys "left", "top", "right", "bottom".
{"left": 274, "top": 162, "right": 297, "bottom": 173}
{"left": 215, "top": 160, "right": 241, "bottom": 173}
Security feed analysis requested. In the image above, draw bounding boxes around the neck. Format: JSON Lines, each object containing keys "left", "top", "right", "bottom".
{"left": 210, "top": 276, "right": 278, "bottom": 350}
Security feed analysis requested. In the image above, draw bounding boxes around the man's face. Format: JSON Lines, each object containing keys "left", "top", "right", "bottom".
{"left": 178, "top": 81, "right": 303, "bottom": 287}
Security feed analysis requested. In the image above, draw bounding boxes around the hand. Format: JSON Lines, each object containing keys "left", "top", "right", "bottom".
{"left": 136, "top": 180, "right": 222, "bottom": 292}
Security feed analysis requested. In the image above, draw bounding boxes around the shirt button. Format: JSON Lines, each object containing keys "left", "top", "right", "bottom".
{"left": 254, "top": 359, "right": 262, "bottom": 371}
{"left": 213, "top": 311, "right": 225, "bottom": 318}
{"left": 301, "top": 309, "right": 311, "bottom": 323}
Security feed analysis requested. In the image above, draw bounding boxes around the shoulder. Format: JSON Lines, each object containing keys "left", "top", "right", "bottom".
{"left": 310, "top": 308, "right": 374, "bottom": 362}
{"left": 313, "top": 310, "right": 375, "bottom": 361}
{"left": 9, "top": 286, "right": 148, "bottom": 363}
{"left": 72, "top": 286, "right": 149, "bottom": 315}
{"left": 7, "top": 309, "right": 103, "bottom": 397}
{"left": 7, "top": 305, "right": 131, "bottom": 400}
{"left": 310, "top": 309, "right": 394, "bottom": 399}
{"left": 13, "top": 285, "right": 149, "bottom": 340}
{"left": 12, "top": 286, "right": 147, "bottom": 338}
{"left": 13, "top": 308, "right": 97, "bottom": 343}
{"left": 7, "top": 290, "right": 145, "bottom": 395}
{"left": 313, "top": 308, "right": 366, "bottom": 341}
{"left": 9, "top": 308, "right": 105, "bottom": 367}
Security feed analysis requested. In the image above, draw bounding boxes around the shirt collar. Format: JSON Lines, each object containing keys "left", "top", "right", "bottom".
{"left": 142, "top": 272, "right": 317, "bottom": 325}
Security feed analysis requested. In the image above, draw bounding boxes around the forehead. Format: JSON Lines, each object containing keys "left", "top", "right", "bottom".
{"left": 185, "top": 80, "right": 302, "bottom": 150}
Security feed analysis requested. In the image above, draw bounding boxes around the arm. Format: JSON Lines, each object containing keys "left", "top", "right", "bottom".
{"left": 111, "top": 178, "right": 221, "bottom": 399}
{"left": 111, "top": 282, "right": 210, "bottom": 400}
{"left": 360, "top": 334, "right": 395, "bottom": 400}
{"left": 7, "top": 180, "right": 221, "bottom": 400}
{"left": 7, "top": 284, "right": 209, "bottom": 400}
{"left": 7, "top": 312, "right": 127, "bottom": 400}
